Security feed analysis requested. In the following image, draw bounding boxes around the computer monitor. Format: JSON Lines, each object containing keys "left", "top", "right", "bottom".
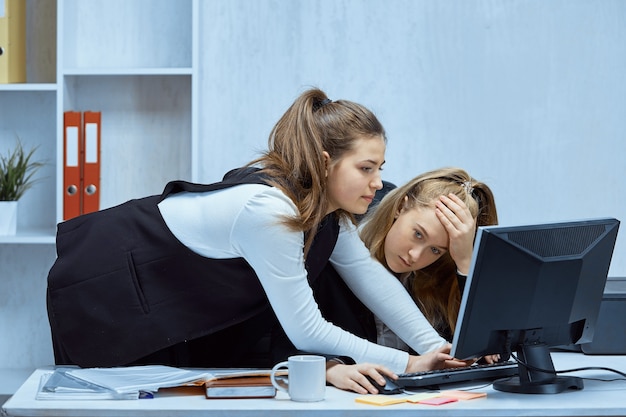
{"left": 451, "top": 217, "right": 620, "bottom": 394}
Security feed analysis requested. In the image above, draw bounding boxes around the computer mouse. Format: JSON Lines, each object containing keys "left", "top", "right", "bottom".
{"left": 365, "top": 375, "right": 404, "bottom": 395}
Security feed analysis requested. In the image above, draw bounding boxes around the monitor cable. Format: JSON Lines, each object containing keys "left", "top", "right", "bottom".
{"left": 510, "top": 351, "right": 626, "bottom": 382}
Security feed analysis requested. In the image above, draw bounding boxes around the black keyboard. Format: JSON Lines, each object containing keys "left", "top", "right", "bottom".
{"left": 396, "top": 361, "right": 519, "bottom": 389}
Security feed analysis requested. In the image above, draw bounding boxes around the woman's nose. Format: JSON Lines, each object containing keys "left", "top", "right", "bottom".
{"left": 371, "top": 174, "right": 383, "bottom": 191}
{"left": 407, "top": 246, "right": 423, "bottom": 264}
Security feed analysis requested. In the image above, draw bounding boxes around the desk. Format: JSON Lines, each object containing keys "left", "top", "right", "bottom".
{"left": 3, "top": 352, "right": 626, "bottom": 417}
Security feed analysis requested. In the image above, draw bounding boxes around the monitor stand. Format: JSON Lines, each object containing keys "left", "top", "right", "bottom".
{"left": 493, "top": 343, "right": 584, "bottom": 394}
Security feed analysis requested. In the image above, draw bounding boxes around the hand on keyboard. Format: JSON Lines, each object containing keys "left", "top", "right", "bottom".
{"left": 406, "top": 344, "right": 468, "bottom": 374}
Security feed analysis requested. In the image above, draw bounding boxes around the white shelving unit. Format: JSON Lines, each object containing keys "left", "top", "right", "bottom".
{"left": 0, "top": 0, "right": 198, "bottom": 394}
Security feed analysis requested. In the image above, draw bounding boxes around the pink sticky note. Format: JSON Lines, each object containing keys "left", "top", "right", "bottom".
{"left": 418, "top": 396, "right": 458, "bottom": 406}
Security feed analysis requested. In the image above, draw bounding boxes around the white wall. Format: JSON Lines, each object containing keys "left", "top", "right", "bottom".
{"left": 196, "top": 0, "right": 626, "bottom": 276}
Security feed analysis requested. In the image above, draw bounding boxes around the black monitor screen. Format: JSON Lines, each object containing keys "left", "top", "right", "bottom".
{"left": 451, "top": 217, "right": 620, "bottom": 394}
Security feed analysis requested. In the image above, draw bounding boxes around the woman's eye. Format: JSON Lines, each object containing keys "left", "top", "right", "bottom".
{"left": 361, "top": 167, "right": 372, "bottom": 173}
{"left": 414, "top": 231, "right": 423, "bottom": 239}
{"left": 431, "top": 247, "right": 441, "bottom": 255}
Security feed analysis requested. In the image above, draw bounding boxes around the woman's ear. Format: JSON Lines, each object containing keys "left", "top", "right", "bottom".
{"left": 322, "top": 151, "right": 331, "bottom": 177}
{"left": 395, "top": 195, "right": 409, "bottom": 218}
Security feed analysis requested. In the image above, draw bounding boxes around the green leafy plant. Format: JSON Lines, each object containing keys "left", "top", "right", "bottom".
{"left": 0, "top": 140, "right": 45, "bottom": 201}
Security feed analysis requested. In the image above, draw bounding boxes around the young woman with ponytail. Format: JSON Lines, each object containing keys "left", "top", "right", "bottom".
{"left": 47, "top": 89, "right": 464, "bottom": 390}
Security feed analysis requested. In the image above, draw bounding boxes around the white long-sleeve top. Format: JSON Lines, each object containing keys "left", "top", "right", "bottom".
{"left": 158, "top": 183, "right": 446, "bottom": 373}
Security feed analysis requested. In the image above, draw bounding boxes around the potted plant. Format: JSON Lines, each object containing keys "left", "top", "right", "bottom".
{"left": 0, "top": 139, "right": 44, "bottom": 235}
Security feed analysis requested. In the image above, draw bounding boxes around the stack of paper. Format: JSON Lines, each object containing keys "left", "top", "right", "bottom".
{"left": 37, "top": 368, "right": 140, "bottom": 400}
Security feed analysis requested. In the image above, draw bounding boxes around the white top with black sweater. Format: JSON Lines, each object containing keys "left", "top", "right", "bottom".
{"left": 158, "top": 183, "right": 446, "bottom": 373}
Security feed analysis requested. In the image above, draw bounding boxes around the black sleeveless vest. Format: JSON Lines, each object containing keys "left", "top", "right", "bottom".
{"left": 47, "top": 168, "right": 339, "bottom": 367}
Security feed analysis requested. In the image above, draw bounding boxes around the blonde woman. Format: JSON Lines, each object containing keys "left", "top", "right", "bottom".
{"left": 360, "top": 167, "right": 498, "bottom": 345}
{"left": 319, "top": 168, "right": 498, "bottom": 393}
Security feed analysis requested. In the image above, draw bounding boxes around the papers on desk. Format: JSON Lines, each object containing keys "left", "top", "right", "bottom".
{"left": 36, "top": 365, "right": 276, "bottom": 400}
{"left": 36, "top": 368, "right": 140, "bottom": 400}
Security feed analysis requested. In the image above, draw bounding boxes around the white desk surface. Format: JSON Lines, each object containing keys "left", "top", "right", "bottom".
{"left": 3, "top": 352, "right": 626, "bottom": 417}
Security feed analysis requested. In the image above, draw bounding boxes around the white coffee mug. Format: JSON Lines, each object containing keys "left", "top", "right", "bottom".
{"left": 270, "top": 355, "right": 326, "bottom": 402}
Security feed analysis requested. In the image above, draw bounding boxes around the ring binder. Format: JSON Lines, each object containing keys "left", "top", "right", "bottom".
{"left": 0, "top": 0, "right": 26, "bottom": 83}
{"left": 63, "top": 111, "right": 82, "bottom": 220}
{"left": 63, "top": 111, "right": 102, "bottom": 220}
{"left": 82, "top": 111, "right": 101, "bottom": 215}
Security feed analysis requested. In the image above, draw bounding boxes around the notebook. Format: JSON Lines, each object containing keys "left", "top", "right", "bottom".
{"left": 205, "top": 375, "right": 276, "bottom": 399}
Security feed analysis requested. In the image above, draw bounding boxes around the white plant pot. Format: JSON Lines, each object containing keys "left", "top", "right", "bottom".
{"left": 0, "top": 201, "right": 18, "bottom": 235}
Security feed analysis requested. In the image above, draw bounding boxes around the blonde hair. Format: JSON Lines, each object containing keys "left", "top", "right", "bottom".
{"left": 250, "top": 88, "right": 386, "bottom": 255}
{"left": 360, "top": 167, "right": 498, "bottom": 337}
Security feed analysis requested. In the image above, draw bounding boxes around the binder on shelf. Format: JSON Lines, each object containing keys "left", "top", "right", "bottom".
{"left": 82, "top": 111, "right": 101, "bottom": 215}
{"left": 63, "top": 111, "right": 102, "bottom": 220}
{"left": 0, "top": 0, "right": 26, "bottom": 83}
{"left": 63, "top": 111, "right": 82, "bottom": 221}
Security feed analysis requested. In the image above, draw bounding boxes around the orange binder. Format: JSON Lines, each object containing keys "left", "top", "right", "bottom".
{"left": 82, "top": 111, "right": 101, "bottom": 215}
{"left": 0, "top": 0, "right": 26, "bottom": 83}
{"left": 63, "top": 112, "right": 82, "bottom": 220}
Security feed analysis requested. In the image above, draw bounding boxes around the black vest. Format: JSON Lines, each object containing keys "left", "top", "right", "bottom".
{"left": 47, "top": 168, "right": 339, "bottom": 367}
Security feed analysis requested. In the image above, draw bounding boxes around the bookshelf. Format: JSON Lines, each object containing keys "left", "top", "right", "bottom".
{"left": 0, "top": 0, "right": 198, "bottom": 393}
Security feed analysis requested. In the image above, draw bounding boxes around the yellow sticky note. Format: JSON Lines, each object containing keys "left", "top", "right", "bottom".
{"left": 441, "top": 390, "right": 487, "bottom": 400}
{"left": 355, "top": 394, "right": 407, "bottom": 406}
{"left": 405, "top": 392, "right": 442, "bottom": 403}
